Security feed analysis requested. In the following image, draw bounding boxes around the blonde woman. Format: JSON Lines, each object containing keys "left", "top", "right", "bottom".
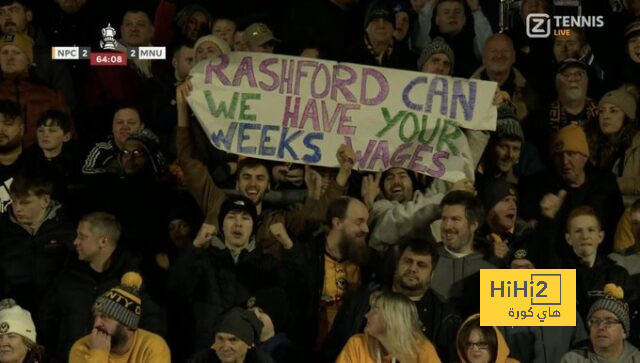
{"left": 336, "top": 291, "right": 441, "bottom": 363}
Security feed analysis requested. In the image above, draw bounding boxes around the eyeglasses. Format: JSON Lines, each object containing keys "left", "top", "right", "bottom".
{"left": 588, "top": 318, "right": 621, "bottom": 328}
{"left": 466, "top": 341, "right": 489, "bottom": 350}
{"left": 121, "top": 149, "right": 145, "bottom": 158}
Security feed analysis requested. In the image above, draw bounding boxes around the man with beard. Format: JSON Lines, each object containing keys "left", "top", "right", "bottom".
{"left": 366, "top": 168, "right": 476, "bottom": 252}
{"left": 176, "top": 80, "right": 352, "bottom": 261}
{"left": 322, "top": 239, "right": 462, "bottom": 362}
{"left": 549, "top": 58, "right": 598, "bottom": 131}
{"left": 274, "top": 196, "right": 377, "bottom": 354}
{"left": 430, "top": 190, "right": 496, "bottom": 317}
{"left": 69, "top": 272, "right": 170, "bottom": 362}
{"left": 0, "top": 99, "right": 25, "bottom": 213}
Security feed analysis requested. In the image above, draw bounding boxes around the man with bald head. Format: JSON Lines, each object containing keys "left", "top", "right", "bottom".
{"left": 472, "top": 33, "right": 537, "bottom": 120}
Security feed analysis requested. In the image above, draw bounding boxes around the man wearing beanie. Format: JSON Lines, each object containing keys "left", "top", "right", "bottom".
{"left": 69, "top": 272, "right": 170, "bottom": 363}
{"left": 471, "top": 33, "right": 537, "bottom": 121}
{"left": 519, "top": 124, "right": 624, "bottom": 254}
{"left": 194, "top": 34, "right": 231, "bottom": 62}
{"left": 345, "top": 0, "right": 415, "bottom": 69}
{"left": 476, "top": 178, "right": 534, "bottom": 267}
{"left": 562, "top": 284, "right": 640, "bottom": 362}
{"left": 189, "top": 307, "right": 273, "bottom": 363}
{"left": 0, "top": 32, "right": 71, "bottom": 148}
{"left": 498, "top": 247, "right": 588, "bottom": 363}
{"left": 169, "top": 194, "right": 283, "bottom": 354}
{"left": 417, "top": 36, "right": 454, "bottom": 75}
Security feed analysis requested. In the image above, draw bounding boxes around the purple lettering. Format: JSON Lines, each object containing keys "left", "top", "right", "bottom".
{"left": 294, "top": 60, "right": 318, "bottom": 96}
{"left": 258, "top": 58, "right": 279, "bottom": 91}
{"left": 330, "top": 65, "right": 357, "bottom": 103}
{"left": 425, "top": 77, "right": 448, "bottom": 116}
{"left": 204, "top": 55, "right": 230, "bottom": 85}
{"left": 408, "top": 144, "right": 434, "bottom": 173}
{"left": 282, "top": 96, "right": 301, "bottom": 128}
{"left": 360, "top": 68, "right": 389, "bottom": 105}
{"left": 402, "top": 76, "right": 427, "bottom": 111}
{"left": 450, "top": 80, "right": 477, "bottom": 121}
{"left": 232, "top": 56, "right": 257, "bottom": 87}
{"left": 311, "top": 64, "right": 330, "bottom": 98}
{"left": 338, "top": 103, "right": 360, "bottom": 135}
{"left": 299, "top": 99, "right": 321, "bottom": 131}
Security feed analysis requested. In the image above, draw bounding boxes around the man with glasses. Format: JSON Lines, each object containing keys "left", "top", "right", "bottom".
{"left": 499, "top": 246, "right": 588, "bottom": 362}
{"left": 561, "top": 284, "right": 640, "bottom": 362}
{"left": 548, "top": 58, "right": 598, "bottom": 132}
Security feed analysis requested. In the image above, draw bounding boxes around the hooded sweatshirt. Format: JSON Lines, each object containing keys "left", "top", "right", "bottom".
{"left": 456, "top": 314, "right": 519, "bottom": 363}
{"left": 560, "top": 341, "right": 640, "bottom": 362}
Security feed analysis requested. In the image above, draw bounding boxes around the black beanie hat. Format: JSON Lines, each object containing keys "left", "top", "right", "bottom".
{"left": 216, "top": 308, "right": 264, "bottom": 346}
{"left": 479, "top": 178, "right": 517, "bottom": 212}
{"left": 247, "top": 287, "right": 289, "bottom": 334}
{"left": 364, "top": 0, "right": 395, "bottom": 28}
{"left": 218, "top": 194, "right": 259, "bottom": 236}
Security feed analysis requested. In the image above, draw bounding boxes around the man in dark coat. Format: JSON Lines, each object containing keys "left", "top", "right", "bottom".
{"left": 322, "top": 238, "right": 461, "bottom": 362}
{"left": 0, "top": 170, "right": 74, "bottom": 315}
{"left": 37, "top": 211, "right": 165, "bottom": 363}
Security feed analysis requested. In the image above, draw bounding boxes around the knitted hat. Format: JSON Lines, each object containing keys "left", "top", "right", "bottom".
{"left": 588, "top": 283, "right": 630, "bottom": 334}
{"left": 93, "top": 272, "right": 143, "bottom": 329}
{"left": 507, "top": 243, "right": 542, "bottom": 268}
{"left": 417, "top": 36, "right": 454, "bottom": 72}
{"left": 247, "top": 287, "right": 289, "bottom": 334}
{"left": 495, "top": 102, "right": 524, "bottom": 142}
{"left": 599, "top": 89, "right": 637, "bottom": 121}
{"left": 0, "top": 299, "right": 36, "bottom": 343}
{"left": 550, "top": 124, "right": 589, "bottom": 157}
{"left": 0, "top": 33, "right": 34, "bottom": 64}
{"left": 218, "top": 194, "right": 258, "bottom": 236}
{"left": 624, "top": 21, "right": 640, "bottom": 40}
{"left": 556, "top": 58, "right": 588, "bottom": 74}
{"left": 216, "top": 307, "right": 264, "bottom": 346}
{"left": 242, "top": 23, "right": 278, "bottom": 47}
{"left": 194, "top": 34, "right": 231, "bottom": 55}
{"left": 479, "top": 177, "right": 517, "bottom": 211}
{"left": 364, "top": 0, "right": 395, "bottom": 28}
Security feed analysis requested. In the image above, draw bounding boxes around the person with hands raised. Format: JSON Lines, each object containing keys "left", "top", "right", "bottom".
{"left": 175, "top": 79, "right": 352, "bottom": 261}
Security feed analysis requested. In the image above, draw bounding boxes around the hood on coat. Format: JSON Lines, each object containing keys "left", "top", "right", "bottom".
{"left": 455, "top": 314, "right": 519, "bottom": 363}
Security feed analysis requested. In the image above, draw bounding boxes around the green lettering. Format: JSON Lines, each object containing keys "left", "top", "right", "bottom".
{"left": 204, "top": 90, "right": 239, "bottom": 119}
{"left": 239, "top": 93, "right": 261, "bottom": 121}
{"left": 376, "top": 107, "right": 406, "bottom": 138}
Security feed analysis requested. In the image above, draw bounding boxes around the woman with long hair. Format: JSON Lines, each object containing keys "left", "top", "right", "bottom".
{"left": 585, "top": 88, "right": 640, "bottom": 195}
{"left": 456, "top": 315, "right": 518, "bottom": 363}
{"left": 0, "top": 299, "right": 46, "bottom": 363}
{"left": 336, "top": 291, "right": 441, "bottom": 363}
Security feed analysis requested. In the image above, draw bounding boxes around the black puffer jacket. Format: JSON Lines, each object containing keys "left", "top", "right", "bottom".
{"left": 37, "top": 246, "right": 166, "bottom": 363}
{"left": 0, "top": 202, "right": 74, "bottom": 314}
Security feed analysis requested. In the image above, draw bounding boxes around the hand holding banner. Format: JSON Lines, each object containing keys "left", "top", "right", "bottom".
{"left": 186, "top": 52, "right": 497, "bottom": 182}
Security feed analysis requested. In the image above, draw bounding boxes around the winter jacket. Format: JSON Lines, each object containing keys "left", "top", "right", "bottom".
{"left": 368, "top": 188, "right": 444, "bottom": 252}
{"left": 336, "top": 333, "right": 441, "bottom": 363}
{"left": 259, "top": 333, "right": 302, "bottom": 363}
{"left": 518, "top": 164, "right": 624, "bottom": 255}
{"left": 323, "top": 285, "right": 461, "bottom": 363}
{"left": 282, "top": 233, "right": 380, "bottom": 352}
{"left": 188, "top": 348, "right": 275, "bottom": 363}
{"left": 0, "top": 73, "right": 71, "bottom": 147}
{"left": 475, "top": 219, "right": 535, "bottom": 268}
{"left": 81, "top": 137, "right": 120, "bottom": 175}
{"left": 168, "top": 242, "right": 282, "bottom": 355}
{"left": 456, "top": 314, "right": 519, "bottom": 363}
{"left": 38, "top": 246, "right": 166, "bottom": 362}
{"left": 471, "top": 66, "right": 537, "bottom": 121}
{"left": 0, "top": 201, "right": 74, "bottom": 314}
{"left": 561, "top": 341, "right": 640, "bottom": 363}
{"left": 430, "top": 245, "right": 496, "bottom": 316}
{"left": 176, "top": 126, "right": 344, "bottom": 261}
{"left": 498, "top": 314, "right": 588, "bottom": 363}
{"left": 613, "top": 132, "right": 640, "bottom": 195}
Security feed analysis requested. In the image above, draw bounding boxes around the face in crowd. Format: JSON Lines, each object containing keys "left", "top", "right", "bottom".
{"left": 435, "top": 0, "right": 465, "bottom": 35}
{"left": 441, "top": 204, "right": 477, "bottom": 253}
{"left": 334, "top": 199, "right": 370, "bottom": 265}
{"left": 383, "top": 168, "right": 414, "bottom": 203}
{"left": 487, "top": 194, "right": 517, "bottom": 233}
{"left": 555, "top": 65, "right": 588, "bottom": 103}
{"left": 236, "top": 164, "right": 270, "bottom": 206}
{"left": 483, "top": 35, "right": 515, "bottom": 76}
{"left": 0, "top": 1, "right": 31, "bottom": 34}
{"left": 366, "top": 17, "right": 394, "bottom": 45}
{"left": 0, "top": 332, "right": 30, "bottom": 363}
{"left": 10, "top": 190, "right": 49, "bottom": 227}
{"left": 213, "top": 19, "right": 236, "bottom": 47}
{"left": 589, "top": 309, "right": 626, "bottom": 355}
{"left": 553, "top": 32, "right": 584, "bottom": 63}
{"left": 551, "top": 150, "right": 587, "bottom": 187}
{"left": 222, "top": 209, "right": 253, "bottom": 250}
{"left": 491, "top": 137, "right": 521, "bottom": 175}
{"left": 0, "top": 44, "right": 30, "bottom": 75}
{"left": 598, "top": 103, "right": 626, "bottom": 136}
{"left": 565, "top": 213, "right": 603, "bottom": 260}
{"left": 393, "top": 248, "right": 434, "bottom": 293}
{"left": 182, "top": 10, "right": 208, "bottom": 41}
{"left": 214, "top": 332, "right": 250, "bottom": 363}
{"left": 0, "top": 112, "right": 23, "bottom": 153}
{"left": 111, "top": 108, "right": 144, "bottom": 149}
{"left": 121, "top": 11, "right": 154, "bottom": 47}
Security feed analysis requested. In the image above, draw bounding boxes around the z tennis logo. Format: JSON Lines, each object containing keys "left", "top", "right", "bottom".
{"left": 526, "top": 13, "right": 551, "bottom": 38}
{"left": 480, "top": 269, "right": 576, "bottom": 326}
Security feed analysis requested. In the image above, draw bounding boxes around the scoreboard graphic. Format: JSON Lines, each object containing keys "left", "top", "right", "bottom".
{"left": 50, "top": 23, "right": 165, "bottom": 66}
